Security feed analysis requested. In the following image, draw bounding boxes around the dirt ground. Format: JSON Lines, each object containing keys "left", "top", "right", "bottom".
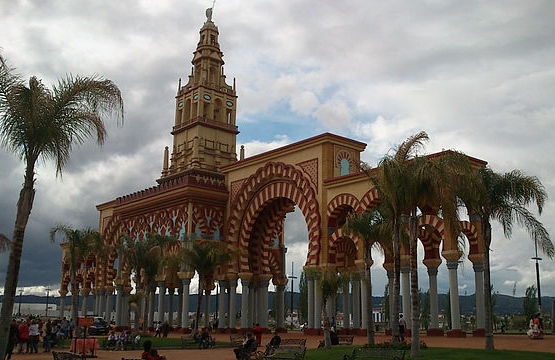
{"left": 9, "top": 332, "right": 554, "bottom": 360}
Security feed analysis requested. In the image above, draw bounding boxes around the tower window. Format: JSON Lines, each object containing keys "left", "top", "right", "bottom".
{"left": 340, "top": 158, "right": 350, "bottom": 176}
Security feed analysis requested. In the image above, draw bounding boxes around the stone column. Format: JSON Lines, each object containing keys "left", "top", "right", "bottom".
{"left": 105, "top": 289, "right": 113, "bottom": 321}
{"left": 229, "top": 279, "right": 237, "bottom": 329}
{"left": 447, "top": 260, "right": 461, "bottom": 330}
{"left": 240, "top": 279, "right": 250, "bottom": 328}
{"left": 157, "top": 281, "right": 166, "bottom": 323}
{"left": 360, "top": 269, "right": 368, "bottom": 330}
{"left": 314, "top": 277, "right": 322, "bottom": 329}
{"left": 181, "top": 279, "right": 191, "bottom": 329}
{"left": 99, "top": 290, "right": 106, "bottom": 318}
{"left": 352, "top": 278, "right": 360, "bottom": 328}
{"left": 342, "top": 282, "right": 350, "bottom": 328}
{"left": 168, "top": 288, "right": 174, "bottom": 326}
{"left": 218, "top": 281, "right": 227, "bottom": 328}
{"left": 203, "top": 288, "right": 210, "bottom": 329}
{"left": 81, "top": 289, "right": 89, "bottom": 317}
{"left": 177, "top": 286, "right": 183, "bottom": 329}
{"left": 249, "top": 283, "right": 256, "bottom": 326}
{"left": 401, "top": 264, "right": 411, "bottom": 328}
{"left": 115, "top": 284, "right": 123, "bottom": 326}
{"left": 258, "top": 280, "right": 270, "bottom": 328}
{"left": 148, "top": 287, "right": 156, "bottom": 329}
{"left": 276, "top": 285, "right": 286, "bottom": 329}
{"left": 473, "top": 262, "right": 485, "bottom": 329}
{"left": 307, "top": 276, "right": 315, "bottom": 328}
{"left": 427, "top": 266, "right": 439, "bottom": 329}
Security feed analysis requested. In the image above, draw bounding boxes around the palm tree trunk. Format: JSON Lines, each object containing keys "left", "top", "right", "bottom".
{"left": 71, "top": 272, "right": 80, "bottom": 331}
{"left": 322, "top": 299, "right": 331, "bottom": 349}
{"left": 409, "top": 213, "right": 421, "bottom": 357}
{"left": 365, "top": 266, "right": 375, "bottom": 345}
{"left": 391, "top": 221, "right": 401, "bottom": 343}
{"left": 483, "top": 220, "right": 494, "bottom": 350}
{"left": 0, "top": 166, "right": 35, "bottom": 360}
{"left": 195, "top": 281, "right": 203, "bottom": 332}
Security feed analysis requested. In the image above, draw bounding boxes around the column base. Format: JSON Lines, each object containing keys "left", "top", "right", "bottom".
{"left": 426, "top": 328, "right": 444, "bottom": 336}
{"left": 472, "top": 328, "right": 486, "bottom": 337}
{"left": 446, "top": 329, "right": 467, "bottom": 338}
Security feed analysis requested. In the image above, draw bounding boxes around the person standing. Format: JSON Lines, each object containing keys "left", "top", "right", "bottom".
{"left": 17, "top": 320, "right": 29, "bottom": 354}
{"left": 398, "top": 314, "right": 407, "bottom": 342}
{"left": 27, "top": 319, "right": 40, "bottom": 354}
{"left": 253, "top": 323, "right": 262, "bottom": 346}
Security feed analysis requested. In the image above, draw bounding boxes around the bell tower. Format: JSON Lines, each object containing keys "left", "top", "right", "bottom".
{"left": 159, "top": 8, "right": 238, "bottom": 183}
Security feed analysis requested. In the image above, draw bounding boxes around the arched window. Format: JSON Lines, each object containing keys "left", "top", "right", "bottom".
{"left": 340, "top": 158, "right": 350, "bottom": 176}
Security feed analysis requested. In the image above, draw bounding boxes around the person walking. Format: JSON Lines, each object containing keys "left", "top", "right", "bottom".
{"left": 398, "top": 314, "right": 407, "bottom": 342}
{"left": 6, "top": 319, "right": 19, "bottom": 360}
{"left": 28, "top": 319, "right": 40, "bottom": 354}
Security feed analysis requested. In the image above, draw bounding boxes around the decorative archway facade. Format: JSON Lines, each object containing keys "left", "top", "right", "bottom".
{"left": 58, "top": 10, "right": 489, "bottom": 337}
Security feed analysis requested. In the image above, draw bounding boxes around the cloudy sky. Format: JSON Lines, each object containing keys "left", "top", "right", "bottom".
{"left": 1, "top": 1, "right": 554, "bottom": 302}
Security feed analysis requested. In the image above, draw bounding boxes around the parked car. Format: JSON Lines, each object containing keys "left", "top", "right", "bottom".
{"left": 88, "top": 317, "right": 110, "bottom": 335}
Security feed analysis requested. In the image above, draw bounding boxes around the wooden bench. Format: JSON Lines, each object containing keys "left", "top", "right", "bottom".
{"left": 279, "top": 338, "right": 306, "bottom": 347}
{"left": 230, "top": 333, "right": 245, "bottom": 347}
{"left": 263, "top": 345, "right": 306, "bottom": 360}
{"left": 337, "top": 335, "right": 354, "bottom": 345}
{"left": 343, "top": 347, "right": 406, "bottom": 360}
{"left": 52, "top": 351, "right": 83, "bottom": 360}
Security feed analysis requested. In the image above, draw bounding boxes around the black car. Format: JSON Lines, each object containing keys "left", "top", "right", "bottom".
{"left": 88, "top": 317, "right": 109, "bottom": 335}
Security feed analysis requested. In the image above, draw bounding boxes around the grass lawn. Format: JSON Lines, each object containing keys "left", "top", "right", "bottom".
{"left": 305, "top": 346, "right": 554, "bottom": 360}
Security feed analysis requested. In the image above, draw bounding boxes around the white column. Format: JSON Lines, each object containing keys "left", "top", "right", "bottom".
{"left": 249, "top": 283, "right": 256, "bottom": 326}
{"left": 81, "top": 290, "right": 89, "bottom": 317}
{"left": 241, "top": 279, "right": 250, "bottom": 328}
{"left": 473, "top": 262, "right": 485, "bottom": 329}
{"left": 177, "top": 286, "right": 183, "bottom": 328}
{"left": 352, "top": 278, "right": 360, "bottom": 328}
{"left": 229, "top": 279, "right": 237, "bottom": 329}
{"left": 115, "top": 284, "right": 123, "bottom": 326}
{"left": 314, "top": 278, "right": 322, "bottom": 329}
{"left": 360, "top": 270, "right": 368, "bottom": 330}
{"left": 168, "top": 288, "right": 174, "bottom": 326}
{"left": 148, "top": 288, "right": 156, "bottom": 328}
{"left": 257, "top": 281, "right": 269, "bottom": 328}
{"left": 307, "top": 276, "right": 315, "bottom": 328}
{"left": 157, "top": 282, "right": 166, "bottom": 323}
{"left": 276, "top": 285, "right": 285, "bottom": 329}
{"left": 427, "top": 267, "right": 439, "bottom": 329}
{"left": 218, "top": 281, "right": 227, "bottom": 328}
{"left": 181, "top": 279, "right": 191, "bottom": 329}
{"left": 401, "top": 265, "right": 411, "bottom": 328}
{"left": 342, "top": 282, "right": 350, "bottom": 328}
{"left": 447, "top": 260, "right": 461, "bottom": 330}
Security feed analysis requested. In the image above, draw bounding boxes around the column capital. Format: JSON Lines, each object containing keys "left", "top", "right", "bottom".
{"left": 472, "top": 262, "right": 484, "bottom": 272}
{"left": 446, "top": 259, "right": 459, "bottom": 270}
{"left": 427, "top": 267, "right": 438, "bottom": 277}
{"left": 468, "top": 253, "right": 485, "bottom": 265}
{"left": 178, "top": 271, "right": 195, "bottom": 280}
{"left": 400, "top": 264, "right": 410, "bottom": 273}
{"left": 182, "top": 278, "right": 191, "bottom": 286}
{"left": 422, "top": 258, "right": 442, "bottom": 270}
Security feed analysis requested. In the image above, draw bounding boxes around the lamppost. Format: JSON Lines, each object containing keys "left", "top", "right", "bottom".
{"left": 532, "top": 239, "right": 542, "bottom": 313}
{"left": 18, "top": 289, "right": 23, "bottom": 316}
{"left": 288, "top": 262, "right": 297, "bottom": 330}
{"left": 46, "top": 287, "right": 51, "bottom": 318}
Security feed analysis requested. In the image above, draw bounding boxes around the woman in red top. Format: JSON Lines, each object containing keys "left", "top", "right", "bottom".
{"left": 141, "top": 340, "right": 165, "bottom": 360}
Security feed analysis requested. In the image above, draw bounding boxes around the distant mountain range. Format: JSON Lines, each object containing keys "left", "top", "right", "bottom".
{"left": 1, "top": 292, "right": 552, "bottom": 316}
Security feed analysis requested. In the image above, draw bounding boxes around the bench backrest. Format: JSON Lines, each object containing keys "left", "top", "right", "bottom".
{"left": 280, "top": 338, "right": 307, "bottom": 346}
{"left": 350, "top": 347, "right": 405, "bottom": 360}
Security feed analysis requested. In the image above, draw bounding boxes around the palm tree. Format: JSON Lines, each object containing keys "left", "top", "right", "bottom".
{"left": 404, "top": 150, "right": 474, "bottom": 357}
{"left": 317, "top": 270, "right": 344, "bottom": 350}
{"left": 0, "top": 54, "right": 123, "bottom": 358}
{"left": 123, "top": 233, "right": 180, "bottom": 329}
{"left": 343, "top": 208, "right": 390, "bottom": 345}
{"left": 462, "top": 167, "right": 554, "bottom": 351}
{"left": 182, "top": 240, "right": 232, "bottom": 331}
{"left": 50, "top": 225, "right": 103, "bottom": 328}
{"left": 369, "top": 131, "right": 429, "bottom": 344}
